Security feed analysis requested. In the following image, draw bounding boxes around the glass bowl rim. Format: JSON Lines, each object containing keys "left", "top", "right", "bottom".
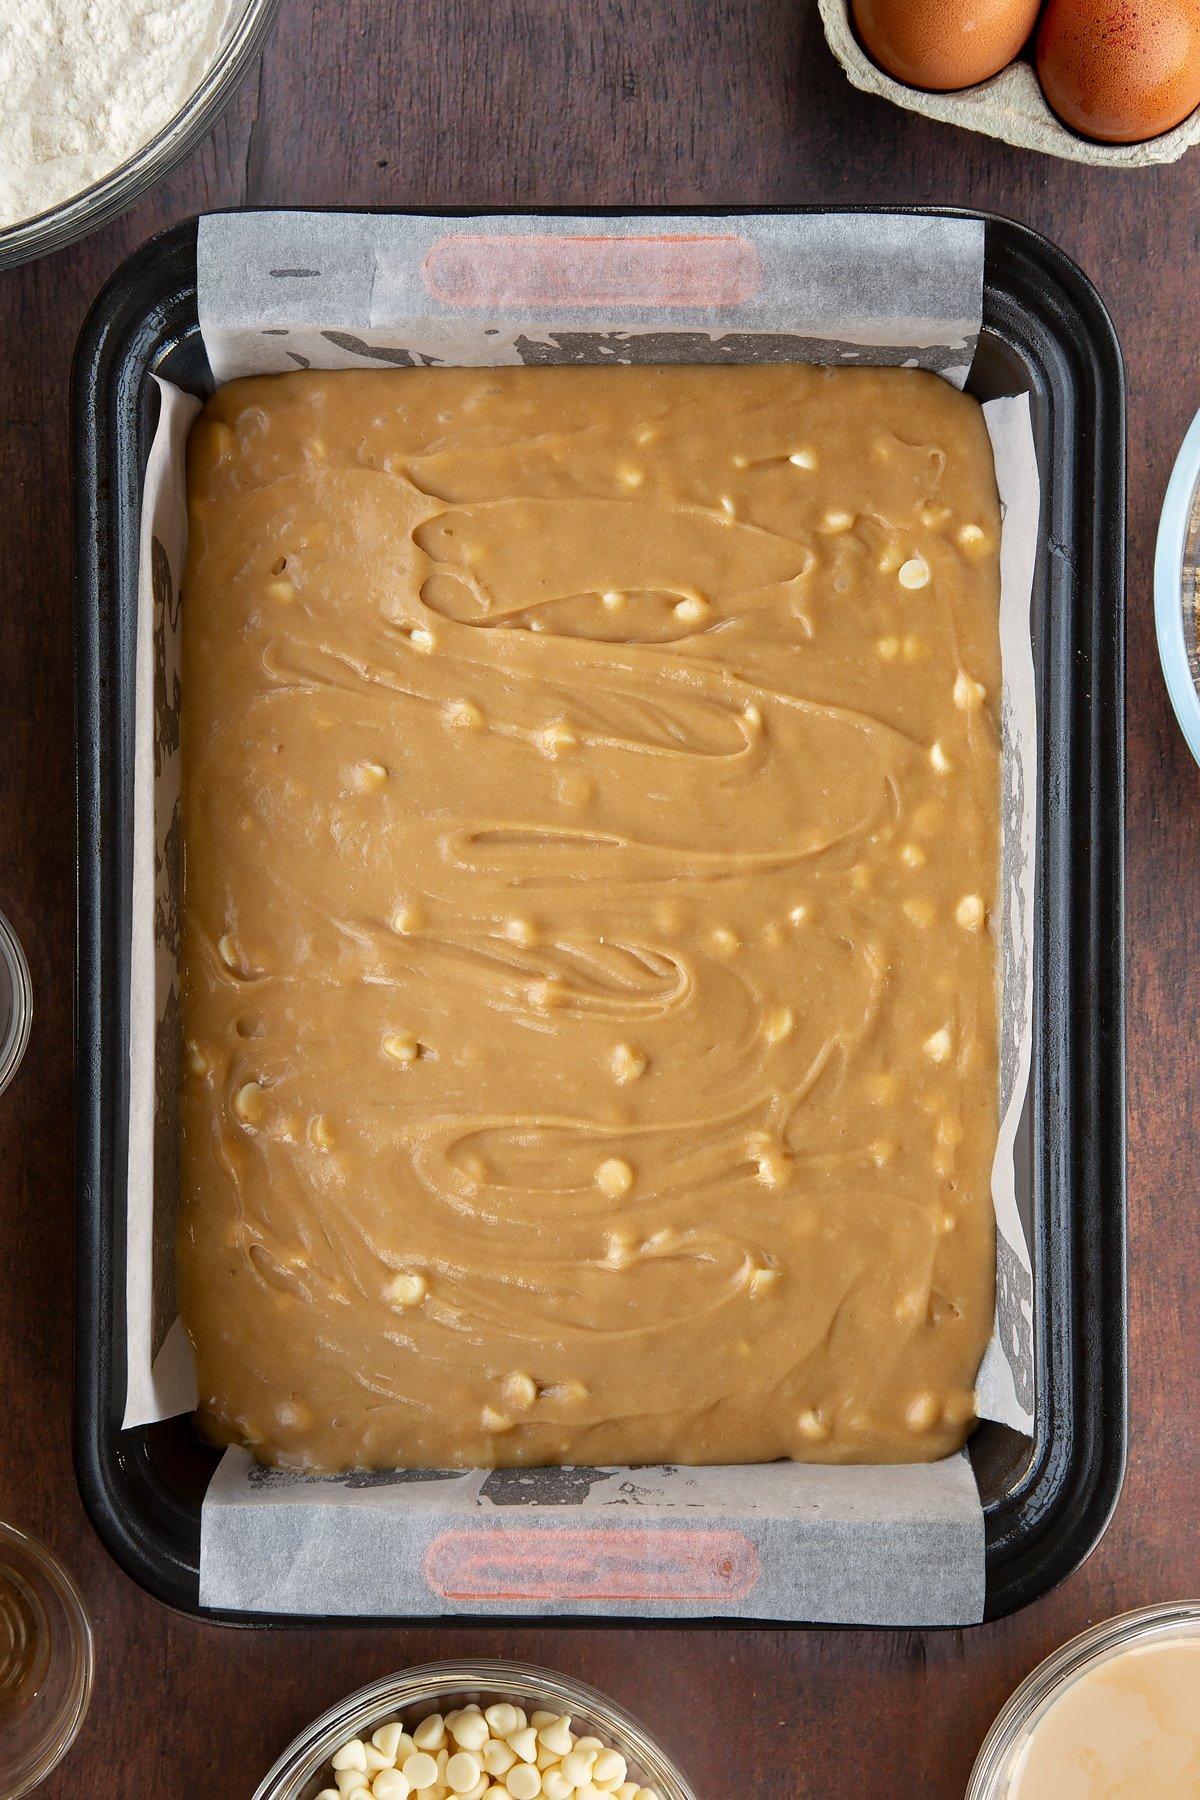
{"left": 965, "top": 1598, "right": 1200, "bottom": 1797}
{"left": 251, "top": 1658, "right": 699, "bottom": 1800}
{"left": 0, "top": 911, "right": 32, "bottom": 1097}
{"left": 0, "top": 0, "right": 280, "bottom": 270}
{"left": 0, "top": 1521, "right": 95, "bottom": 1800}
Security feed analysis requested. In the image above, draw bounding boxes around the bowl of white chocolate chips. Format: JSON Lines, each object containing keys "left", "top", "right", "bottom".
{"left": 252, "top": 1661, "right": 697, "bottom": 1800}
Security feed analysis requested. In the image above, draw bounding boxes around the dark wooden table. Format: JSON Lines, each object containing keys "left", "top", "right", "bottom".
{"left": 2, "top": 3, "right": 1198, "bottom": 1793}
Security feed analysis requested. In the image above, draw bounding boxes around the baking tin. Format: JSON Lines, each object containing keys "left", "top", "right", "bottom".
{"left": 72, "top": 209, "right": 1126, "bottom": 1625}
{"left": 965, "top": 1602, "right": 1200, "bottom": 1797}
{"left": 251, "top": 1660, "right": 697, "bottom": 1800}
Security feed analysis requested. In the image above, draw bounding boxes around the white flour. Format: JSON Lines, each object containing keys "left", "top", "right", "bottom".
{"left": 0, "top": 0, "right": 233, "bottom": 229}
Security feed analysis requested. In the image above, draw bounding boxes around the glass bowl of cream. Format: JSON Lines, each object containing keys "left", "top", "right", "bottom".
{"left": 0, "top": 0, "right": 280, "bottom": 270}
{"left": 967, "top": 1602, "right": 1200, "bottom": 1799}
{"left": 252, "top": 1661, "right": 697, "bottom": 1800}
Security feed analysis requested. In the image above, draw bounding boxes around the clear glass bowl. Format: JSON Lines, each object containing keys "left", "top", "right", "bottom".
{"left": 0, "top": 1523, "right": 94, "bottom": 1800}
{"left": 966, "top": 1600, "right": 1200, "bottom": 1798}
{"left": 252, "top": 1660, "right": 698, "bottom": 1800}
{"left": 0, "top": 913, "right": 32, "bottom": 1097}
{"left": 0, "top": 0, "right": 280, "bottom": 270}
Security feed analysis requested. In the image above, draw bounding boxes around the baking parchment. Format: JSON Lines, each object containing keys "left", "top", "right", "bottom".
{"left": 124, "top": 212, "right": 1037, "bottom": 1623}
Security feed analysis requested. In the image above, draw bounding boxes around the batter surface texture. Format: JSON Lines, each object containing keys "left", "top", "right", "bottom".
{"left": 178, "top": 364, "right": 1001, "bottom": 1471}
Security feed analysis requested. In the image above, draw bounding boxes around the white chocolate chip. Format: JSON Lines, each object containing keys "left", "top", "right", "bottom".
{"left": 413, "top": 1718, "right": 446, "bottom": 1754}
{"left": 390, "top": 902, "right": 425, "bottom": 935}
{"left": 408, "top": 626, "right": 436, "bottom": 653}
{"left": 504, "top": 916, "right": 538, "bottom": 946}
{"left": 447, "top": 699, "right": 485, "bottom": 732}
{"left": 528, "top": 978, "right": 567, "bottom": 1010}
{"left": 481, "top": 1406, "right": 515, "bottom": 1433}
{"left": 898, "top": 556, "right": 930, "bottom": 590}
{"left": 876, "top": 636, "right": 899, "bottom": 661}
{"left": 506, "top": 1767, "right": 542, "bottom": 1800}
{"left": 609, "top": 1042, "right": 648, "bottom": 1085}
{"left": 929, "top": 740, "right": 953, "bottom": 775}
{"left": 954, "top": 669, "right": 986, "bottom": 710}
{"left": 529, "top": 1713, "right": 558, "bottom": 1731}
{"left": 371, "top": 1775, "right": 411, "bottom": 1800}
{"left": 955, "top": 894, "right": 986, "bottom": 930}
{"left": 308, "top": 1113, "right": 336, "bottom": 1151}
{"left": 743, "top": 701, "right": 762, "bottom": 728}
{"left": 383, "top": 1032, "right": 420, "bottom": 1064}
{"left": 788, "top": 903, "right": 809, "bottom": 926}
{"left": 507, "top": 1727, "right": 539, "bottom": 1763}
{"left": 596, "top": 1158, "right": 634, "bottom": 1198}
{"left": 483, "top": 1741, "right": 517, "bottom": 1778}
{"left": 218, "top": 932, "right": 242, "bottom": 972}
{"left": 958, "top": 523, "right": 988, "bottom": 553}
{"left": 401, "top": 1753, "right": 439, "bottom": 1792}
{"left": 385, "top": 1272, "right": 427, "bottom": 1308}
{"left": 899, "top": 843, "right": 926, "bottom": 869}
{"left": 762, "top": 1005, "right": 795, "bottom": 1044}
{"left": 756, "top": 1147, "right": 791, "bottom": 1188}
{"left": 821, "top": 509, "right": 854, "bottom": 534}
{"left": 601, "top": 590, "right": 626, "bottom": 611}
{"left": 592, "top": 1752, "right": 627, "bottom": 1787}
{"left": 447, "top": 1752, "right": 483, "bottom": 1793}
{"left": 334, "top": 1743, "right": 368, "bottom": 1773}
{"left": 617, "top": 464, "right": 644, "bottom": 487}
{"left": 797, "top": 1407, "right": 831, "bottom": 1442}
{"left": 267, "top": 578, "right": 296, "bottom": 603}
{"left": 541, "top": 720, "right": 578, "bottom": 754}
{"left": 334, "top": 1774, "right": 369, "bottom": 1798}
{"left": 561, "top": 1750, "right": 596, "bottom": 1787}
{"left": 719, "top": 494, "right": 737, "bottom": 517}
{"left": 923, "top": 1027, "right": 953, "bottom": 1065}
{"left": 906, "top": 1392, "right": 942, "bottom": 1431}
{"left": 373, "top": 1725, "right": 406, "bottom": 1763}
{"left": 748, "top": 1265, "right": 780, "bottom": 1296}
{"left": 542, "top": 1773, "right": 573, "bottom": 1800}
{"left": 673, "top": 595, "right": 711, "bottom": 625}
{"left": 357, "top": 760, "right": 389, "bottom": 790}
{"left": 503, "top": 1371, "right": 538, "bottom": 1410}
{"left": 920, "top": 505, "right": 951, "bottom": 529}
{"left": 232, "top": 1080, "right": 265, "bottom": 1126}
{"left": 788, "top": 447, "right": 817, "bottom": 469}
{"left": 537, "top": 1719, "right": 575, "bottom": 1759}
{"left": 363, "top": 1745, "right": 393, "bottom": 1773}
{"left": 710, "top": 926, "right": 740, "bottom": 955}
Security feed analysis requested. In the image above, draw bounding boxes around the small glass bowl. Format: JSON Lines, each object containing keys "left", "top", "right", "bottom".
{"left": 966, "top": 1600, "right": 1200, "bottom": 1798}
{"left": 252, "top": 1661, "right": 698, "bottom": 1800}
{"left": 0, "top": 1523, "right": 94, "bottom": 1800}
{"left": 0, "top": 0, "right": 280, "bottom": 270}
{"left": 0, "top": 913, "right": 32, "bottom": 1097}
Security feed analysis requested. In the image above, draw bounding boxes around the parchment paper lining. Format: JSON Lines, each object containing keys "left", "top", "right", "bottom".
{"left": 124, "top": 212, "right": 1037, "bottom": 1624}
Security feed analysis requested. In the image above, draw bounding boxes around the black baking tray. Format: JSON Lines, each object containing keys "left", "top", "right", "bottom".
{"left": 72, "top": 208, "right": 1126, "bottom": 1626}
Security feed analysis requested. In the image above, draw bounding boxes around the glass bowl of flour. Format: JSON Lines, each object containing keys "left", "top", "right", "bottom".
{"left": 0, "top": 0, "right": 280, "bottom": 268}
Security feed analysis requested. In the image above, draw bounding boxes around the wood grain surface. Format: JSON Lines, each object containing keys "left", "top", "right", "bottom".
{"left": 1, "top": 2, "right": 1197, "bottom": 1794}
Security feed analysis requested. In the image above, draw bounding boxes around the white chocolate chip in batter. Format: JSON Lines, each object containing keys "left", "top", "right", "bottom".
{"left": 528, "top": 977, "right": 567, "bottom": 1009}
{"left": 877, "top": 636, "right": 899, "bottom": 661}
{"left": 540, "top": 720, "right": 578, "bottom": 755}
{"left": 789, "top": 447, "right": 817, "bottom": 469}
{"left": 710, "top": 926, "right": 741, "bottom": 955}
{"left": 481, "top": 1406, "right": 514, "bottom": 1434}
{"left": 673, "top": 595, "right": 711, "bottom": 625}
{"left": 923, "top": 1027, "right": 953, "bottom": 1065}
{"left": 929, "top": 740, "right": 953, "bottom": 774}
{"left": 504, "top": 916, "right": 539, "bottom": 946}
{"left": 797, "top": 1407, "right": 831, "bottom": 1442}
{"left": 357, "top": 760, "right": 388, "bottom": 790}
{"left": 955, "top": 894, "right": 986, "bottom": 930}
{"left": 902, "top": 896, "right": 935, "bottom": 928}
{"left": 503, "top": 1371, "right": 538, "bottom": 1410}
{"left": 390, "top": 901, "right": 426, "bottom": 935}
{"left": 905, "top": 1391, "right": 942, "bottom": 1432}
{"left": 232, "top": 1080, "right": 265, "bottom": 1126}
{"left": 308, "top": 1113, "right": 336, "bottom": 1151}
{"left": 266, "top": 578, "right": 296, "bottom": 603}
{"left": 616, "top": 464, "right": 644, "bottom": 488}
{"left": 898, "top": 556, "right": 930, "bottom": 590}
{"left": 385, "top": 1273, "right": 427, "bottom": 1308}
{"left": 756, "top": 1146, "right": 791, "bottom": 1188}
{"left": 954, "top": 669, "right": 987, "bottom": 710}
{"left": 408, "top": 626, "right": 436, "bottom": 653}
{"left": 958, "top": 523, "right": 988, "bottom": 554}
{"left": 610, "top": 1042, "right": 648, "bottom": 1085}
{"left": 762, "top": 1005, "right": 795, "bottom": 1044}
{"left": 447, "top": 698, "right": 485, "bottom": 732}
{"left": 920, "top": 504, "right": 951, "bottom": 528}
{"left": 596, "top": 1157, "right": 635, "bottom": 1198}
{"left": 383, "top": 1032, "right": 420, "bottom": 1064}
{"left": 899, "top": 842, "right": 926, "bottom": 868}
{"left": 601, "top": 590, "right": 626, "bottom": 611}
{"left": 821, "top": 509, "right": 854, "bottom": 534}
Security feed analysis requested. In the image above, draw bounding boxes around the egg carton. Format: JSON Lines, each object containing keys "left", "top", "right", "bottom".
{"left": 819, "top": 0, "right": 1200, "bottom": 167}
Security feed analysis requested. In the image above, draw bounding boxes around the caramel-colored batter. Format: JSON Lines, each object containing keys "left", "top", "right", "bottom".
{"left": 178, "top": 364, "right": 1001, "bottom": 1472}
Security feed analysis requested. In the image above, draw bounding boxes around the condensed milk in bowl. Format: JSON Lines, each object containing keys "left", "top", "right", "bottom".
{"left": 966, "top": 1602, "right": 1200, "bottom": 1798}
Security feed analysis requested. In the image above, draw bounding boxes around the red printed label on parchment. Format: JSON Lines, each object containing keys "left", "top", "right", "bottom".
{"left": 424, "top": 1527, "right": 761, "bottom": 1602}
{"left": 421, "top": 235, "right": 763, "bottom": 309}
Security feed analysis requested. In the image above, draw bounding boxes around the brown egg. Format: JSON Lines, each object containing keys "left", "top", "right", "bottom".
{"left": 1037, "top": 0, "right": 1200, "bottom": 142}
{"left": 852, "top": 0, "right": 1042, "bottom": 91}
